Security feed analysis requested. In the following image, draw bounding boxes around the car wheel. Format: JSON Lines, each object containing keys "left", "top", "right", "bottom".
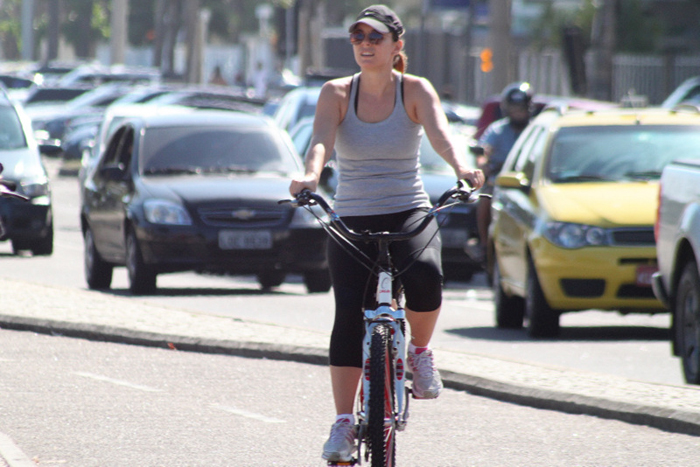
{"left": 126, "top": 230, "right": 157, "bottom": 295}
{"left": 493, "top": 259, "right": 524, "bottom": 329}
{"left": 258, "top": 270, "right": 286, "bottom": 289}
{"left": 30, "top": 224, "right": 54, "bottom": 256}
{"left": 84, "top": 226, "right": 112, "bottom": 289}
{"left": 525, "top": 257, "right": 560, "bottom": 338}
{"left": 676, "top": 261, "right": 700, "bottom": 385}
{"left": 304, "top": 269, "right": 332, "bottom": 293}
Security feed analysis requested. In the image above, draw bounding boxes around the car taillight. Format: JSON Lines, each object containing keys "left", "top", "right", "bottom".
{"left": 654, "top": 182, "right": 662, "bottom": 243}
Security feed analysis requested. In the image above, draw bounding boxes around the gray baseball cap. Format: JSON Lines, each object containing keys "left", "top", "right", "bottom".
{"left": 348, "top": 4, "right": 404, "bottom": 37}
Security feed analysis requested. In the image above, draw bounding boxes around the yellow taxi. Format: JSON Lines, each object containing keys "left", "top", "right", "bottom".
{"left": 489, "top": 106, "right": 700, "bottom": 337}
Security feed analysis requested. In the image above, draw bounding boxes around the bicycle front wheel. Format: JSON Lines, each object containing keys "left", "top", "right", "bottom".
{"left": 368, "top": 325, "right": 396, "bottom": 467}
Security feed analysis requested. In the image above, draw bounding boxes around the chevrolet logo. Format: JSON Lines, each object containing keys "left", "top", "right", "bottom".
{"left": 232, "top": 209, "right": 256, "bottom": 220}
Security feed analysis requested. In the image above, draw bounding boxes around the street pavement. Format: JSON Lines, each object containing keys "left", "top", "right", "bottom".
{"left": 2, "top": 275, "right": 700, "bottom": 448}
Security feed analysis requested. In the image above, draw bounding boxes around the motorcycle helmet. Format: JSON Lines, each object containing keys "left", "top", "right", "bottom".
{"left": 501, "top": 81, "right": 533, "bottom": 113}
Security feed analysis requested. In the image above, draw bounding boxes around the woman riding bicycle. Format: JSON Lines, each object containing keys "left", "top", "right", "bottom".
{"left": 288, "top": 4, "right": 484, "bottom": 462}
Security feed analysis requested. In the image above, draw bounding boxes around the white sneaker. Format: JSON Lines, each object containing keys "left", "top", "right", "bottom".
{"left": 322, "top": 418, "right": 357, "bottom": 462}
{"left": 408, "top": 348, "right": 443, "bottom": 399}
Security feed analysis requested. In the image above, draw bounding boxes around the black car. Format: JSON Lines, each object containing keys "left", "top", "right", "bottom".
{"left": 0, "top": 91, "right": 53, "bottom": 255}
{"left": 80, "top": 110, "right": 330, "bottom": 295}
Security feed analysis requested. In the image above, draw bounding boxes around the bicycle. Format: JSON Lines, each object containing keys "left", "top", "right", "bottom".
{"left": 281, "top": 180, "right": 479, "bottom": 466}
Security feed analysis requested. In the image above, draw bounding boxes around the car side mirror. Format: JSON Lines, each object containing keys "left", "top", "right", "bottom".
{"left": 34, "top": 130, "right": 62, "bottom": 157}
{"left": 39, "top": 142, "right": 63, "bottom": 157}
{"left": 496, "top": 172, "right": 531, "bottom": 193}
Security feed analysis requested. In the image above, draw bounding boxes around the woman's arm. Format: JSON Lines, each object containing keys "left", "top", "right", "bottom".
{"left": 404, "top": 75, "right": 484, "bottom": 189}
{"left": 289, "top": 78, "right": 349, "bottom": 195}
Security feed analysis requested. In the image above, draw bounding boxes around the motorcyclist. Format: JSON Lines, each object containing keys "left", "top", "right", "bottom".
{"left": 467, "top": 82, "right": 533, "bottom": 263}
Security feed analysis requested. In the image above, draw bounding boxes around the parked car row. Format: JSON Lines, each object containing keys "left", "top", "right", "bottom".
{"left": 0, "top": 62, "right": 331, "bottom": 294}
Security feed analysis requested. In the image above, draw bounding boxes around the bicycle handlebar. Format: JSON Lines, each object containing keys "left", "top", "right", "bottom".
{"left": 280, "top": 180, "right": 476, "bottom": 244}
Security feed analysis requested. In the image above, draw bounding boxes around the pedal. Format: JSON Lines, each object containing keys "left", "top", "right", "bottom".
{"left": 327, "top": 460, "right": 356, "bottom": 466}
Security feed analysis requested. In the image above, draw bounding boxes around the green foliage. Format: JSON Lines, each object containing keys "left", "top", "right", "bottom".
{"left": 129, "top": 0, "right": 155, "bottom": 46}
{"left": 616, "top": 0, "right": 661, "bottom": 53}
{"left": 525, "top": 1, "right": 588, "bottom": 51}
{"left": 0, "top": 0, "right": 21, "bottom": 59}
{"left": 61, "top": 0, "right": 110, "bottom": 57}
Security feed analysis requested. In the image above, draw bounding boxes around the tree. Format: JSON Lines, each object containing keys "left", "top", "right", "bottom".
{"left": 61, "top": 0, "right": 110, "bottom": 59}
{"left": 0, "top": 0, "right": 22, "bottom": 60}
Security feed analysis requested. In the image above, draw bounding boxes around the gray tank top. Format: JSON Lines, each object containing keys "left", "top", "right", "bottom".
{"left": 333, "top": 72, "right": 430, "bottom": 217}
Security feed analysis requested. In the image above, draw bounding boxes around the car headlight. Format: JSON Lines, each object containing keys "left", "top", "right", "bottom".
{"left": 21, "top": 178, "right": 50, "bottom": 197}
{"left": 144, "top": 199, "right": 192, "bottom": 225}
{"left": 543, "top": 222, "right": 608, "bottom": 249}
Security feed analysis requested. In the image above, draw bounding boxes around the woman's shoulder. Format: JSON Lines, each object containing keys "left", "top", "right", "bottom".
{"left": 401, "top": 73, "right": 432, "bottom": 87}
{"left": 314, "top": 76, "right": 352, "bottom": 108}
{"left": 401, "top": 73, "right": 437, "bottom": 97}
{"left": 321, "top": 75, "right": 354, "bottom": 96}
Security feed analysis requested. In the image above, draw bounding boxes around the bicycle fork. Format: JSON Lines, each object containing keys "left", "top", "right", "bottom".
{"left": 359, "top": 271, "right": 411, "bottom": 431}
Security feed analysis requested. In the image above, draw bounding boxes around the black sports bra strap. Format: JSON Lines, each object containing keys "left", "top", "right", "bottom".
{"left": 353, "top": 73, "right": 403, "bottom": 114}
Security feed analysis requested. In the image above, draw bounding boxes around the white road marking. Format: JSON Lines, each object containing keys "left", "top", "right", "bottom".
{"left": 210, "top": 404, "right": 286, "bottom": 423}
{"left": 72, "top": 372, "right": 163, "bottom": 392}
{"left": 0, "top": 432, "right": 35, "bottom": 467}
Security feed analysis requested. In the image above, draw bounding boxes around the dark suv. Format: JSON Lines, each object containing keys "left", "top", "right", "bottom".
{"left": 0, "top": 92, "right": 53, "bottom": 255}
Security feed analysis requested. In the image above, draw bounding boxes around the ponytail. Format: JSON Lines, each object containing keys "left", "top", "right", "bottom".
{"left": 393, "top": 50, "right": 408, "bottom": 73}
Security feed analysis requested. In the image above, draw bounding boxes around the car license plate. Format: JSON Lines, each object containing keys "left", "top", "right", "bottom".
{"left": 219, "top": 230, "right": 272, "bottom": 250}
{"left": 440, "top": 228, "right": 469, "bottom": 248}
{"left": 636, "top": 265, "right": 658, "bottom": 287}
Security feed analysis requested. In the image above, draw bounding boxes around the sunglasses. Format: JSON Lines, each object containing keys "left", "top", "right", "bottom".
{"left": 350, "top": 29, "right": 385, "bottom": 45}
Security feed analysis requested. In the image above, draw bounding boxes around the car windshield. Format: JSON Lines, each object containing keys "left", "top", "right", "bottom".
{"left": 0, "top": 106, "right": 27, "bottom": 149}
{"left": 140, "top": 126, "right": 299, "bottom": 175}
{"left": 547, "top": 125, "right": 700, "bottom": 183}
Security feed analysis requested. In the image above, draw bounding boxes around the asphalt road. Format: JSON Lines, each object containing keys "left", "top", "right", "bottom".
{"left": 1, "top": 328, "right": 698, "bottom": 467}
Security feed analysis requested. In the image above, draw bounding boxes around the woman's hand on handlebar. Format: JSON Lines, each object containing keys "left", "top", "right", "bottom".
{"left": 289, "top": 172, "right": 318, "bottom": 196}
{"left": 457, "top": 168, "right": 485, "bottom": 191}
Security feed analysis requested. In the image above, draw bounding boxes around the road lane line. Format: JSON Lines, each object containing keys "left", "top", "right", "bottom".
{"left": 210, "top": 404, "right": 285, "bottom": 423}
{"left": 0, "top": 432, "right": 35, "bottom": 467}
{"left": 73, "top": 372, "right": 163, "bottom": 392}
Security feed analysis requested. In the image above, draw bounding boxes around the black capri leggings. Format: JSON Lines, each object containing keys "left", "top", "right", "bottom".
{"left": 327, "top": 208, "right": 443, "bottom": 368}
